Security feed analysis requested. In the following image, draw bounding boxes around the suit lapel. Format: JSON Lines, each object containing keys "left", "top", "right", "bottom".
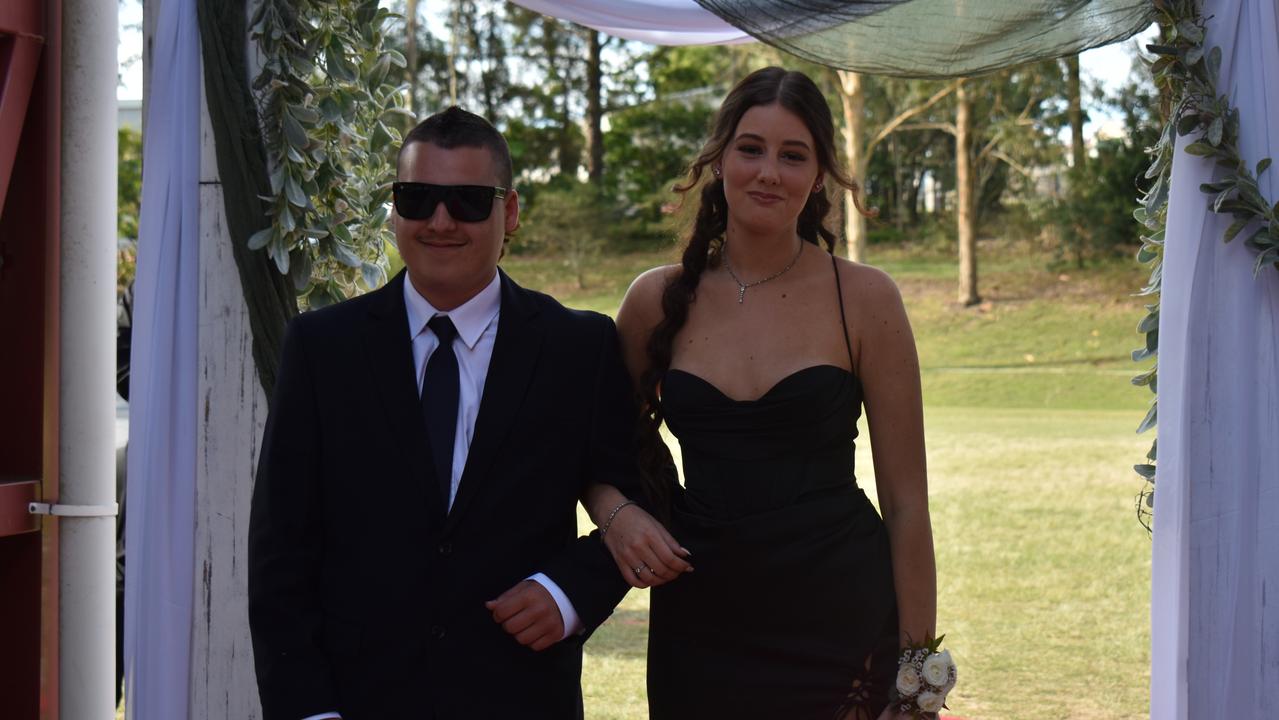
{"left": 362, "top": 271, "right": 445, "bottom": 523}
{"left": 444, "top": 270, "right": 544, "bottom": 534}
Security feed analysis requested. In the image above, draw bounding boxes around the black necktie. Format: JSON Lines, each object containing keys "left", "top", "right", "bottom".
{"left": 422, "top": 315, "right": 459, "bottom": 506}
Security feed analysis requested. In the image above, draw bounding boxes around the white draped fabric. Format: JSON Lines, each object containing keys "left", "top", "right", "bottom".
{"left": 509, "top": 0, "right": 750, "bottom": 44}
{"left": 123, "top": 0, "right": 200, "bottom": 717}
{"left": 1151, "top": 0, "right": 1279, "bottom": 717}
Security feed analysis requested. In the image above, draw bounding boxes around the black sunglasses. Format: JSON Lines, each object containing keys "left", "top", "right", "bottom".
{"left": 392, "top": 182, "right": 508, "bottom": 223}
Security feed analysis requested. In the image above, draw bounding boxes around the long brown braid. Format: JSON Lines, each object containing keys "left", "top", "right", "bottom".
{"left": 636, "top": 67, "right": 873, "bottom": 514}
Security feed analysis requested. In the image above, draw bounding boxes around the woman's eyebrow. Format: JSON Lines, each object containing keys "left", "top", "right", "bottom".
{"left": 733, "top": 132, "right": 812, "bottom": 151}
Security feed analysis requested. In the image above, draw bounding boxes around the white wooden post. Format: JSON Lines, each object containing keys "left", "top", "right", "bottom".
{"left": 187, "top": 64, "right": 270, "bottom": 720}
{"left": 137, "top": 2, "right": 267, "bottom": 714}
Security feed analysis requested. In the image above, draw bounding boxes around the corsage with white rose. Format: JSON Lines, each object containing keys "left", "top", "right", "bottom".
{"left": 889, "top": 635, "right": 957, "bottom": 718}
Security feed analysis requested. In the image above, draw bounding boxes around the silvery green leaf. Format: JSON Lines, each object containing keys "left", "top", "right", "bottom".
{"left": 248, "top": 227, "right": 273, "bottom": 251}
{"left": 282, "top": 110, "right": 308, "bottom": 150}
{"left": 279, "top": 206, "right": 296, "bottom": 232}
{"left": 1131, "top": 367, "right": 1156, "bottom": 387}
{"left": 361, "top": 261, "right": 386, "bottom": 289}
{"left": 1252, "top": 247, "right": 1277, "bottom": 276}
{"left": 1184, "top": 141, "right": 1214, "bottom": 156}
{"left": 269, "top": 165, "right": 285, "bottom": 194}
{"left": 1184, "top": 45, "right": 1203, "bottom": 66}
{"left": 1209, "top": 46, "right": 1222, "bottom": 77}
{"left": 1137, "top": 311, "right": 1159, "bottom": 334}
{"left": 269, "top": 237, "right": 291, "bottom": 275}
{"left": 331, "top": 242, "right": 362, "bottom": 268}
{"left": 1148, "top": 439, "right": 1158, "bottom": 462}
{"left": 289, "top": 248, "right": 312, "bottom": 290}
{"left": 1212, "top": 188, "right": 1232, "bottom": 213}
{"left": 1176, "top": 20, "right": 1203, "bottom": 43}
{"left": 1133, "top": 464, "right": 1156, "bottom": 479}
{"left": 385, "top": 49, "right": 407, "bottom": 68}
{"left": 1136, "top": 402, "right": 1158, "bottom": 434}
{"left": 285, "top": 174, "right": 308, "bottom": 208}
{"left": 1257, "top": 158, "right": 1272, "bottom": 176}
{"left": 1224, "top": 217, "right": 1249, "bottom": 242}
{"left": 1137, "top": 246, "right": 1158, "bottom": 263}
{"left": 370, "top": 206, "right": 389, "bottom": 227}
{"left": 1207, "top": 116, "right": 1224, "bottom": 146}
{"left": 1176, "top": 113, "right": 1199, "bottom": 135}
{"left": 331, "top": 223, "right": 353, "bottom": 244}
{"left": 290, "top": 103, "right": 320, "bottom": 125}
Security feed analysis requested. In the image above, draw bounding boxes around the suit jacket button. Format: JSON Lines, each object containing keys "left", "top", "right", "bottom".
{"left": 430, "top": 625, "right": 445, "bottom": 640}
{"left": 437, "top": 542, "right": 452, "bottom": 556}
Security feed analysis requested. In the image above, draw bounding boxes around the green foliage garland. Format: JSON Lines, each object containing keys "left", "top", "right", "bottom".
{"left": 1135, "top": 1, "right": 1277, "bottom": 530}
{"left": 249, "top": 0, "right": 411, "bottom": 307}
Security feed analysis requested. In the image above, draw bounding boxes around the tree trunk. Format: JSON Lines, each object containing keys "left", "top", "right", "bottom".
{"left": 586, "top": 30, "right": 604, "bottom": 184}
{"left": 405, "top": 0, "right": 418, "bottom": 114}
{"left": 447, "top": 0, "right": 461, "bottom": 105}
{"left": 891, "top": 135, "right": 905, "bottom": 233}
{"left": 906, "top": 168, "right": 922, "bottom": 224}
{"left": 1067, "top": 55, "right": 1085, "bottom": 173}
{"left": 837, "top": 70, "right": 866, "bottom": 262}
{"left": 955, "top": 79, "right": 980, "bottom": 306}
{"left": 1066, "top": 54, "right": 1086, "bottom": 268}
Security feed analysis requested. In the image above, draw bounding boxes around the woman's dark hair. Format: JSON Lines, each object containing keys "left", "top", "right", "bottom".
{"left": 637, "top": 67, "right": 872, "bottom": 514}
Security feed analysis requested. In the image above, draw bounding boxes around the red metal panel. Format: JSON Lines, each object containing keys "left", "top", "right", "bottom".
{"left": 0, "top": 36, "right": 44, "bottom": 212}
{"left": 0, "top": 0, "right": 42, "bottom": 38}
{"left": 0, "top": 480, "right": 39, "bottom": 537}
{"left": 0, "top": 0, "right": 58, "bottom": 717}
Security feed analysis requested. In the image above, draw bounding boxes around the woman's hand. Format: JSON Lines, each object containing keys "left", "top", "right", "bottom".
{"left": 601, "top": 503, "right": 693, "bottom": 588}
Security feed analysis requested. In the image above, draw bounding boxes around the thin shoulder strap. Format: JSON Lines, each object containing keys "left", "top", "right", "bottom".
{"left": 831, "top": 254, "right": 854, "bottom": 371}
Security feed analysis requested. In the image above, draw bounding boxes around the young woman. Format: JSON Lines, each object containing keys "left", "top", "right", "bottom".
{"left": 586, "top": 67, "right": 942, "bottom": 719}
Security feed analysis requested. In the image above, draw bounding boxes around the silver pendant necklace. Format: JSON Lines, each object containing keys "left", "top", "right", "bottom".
{"left": 723, "top": 239, "right": 804, "bottom": 304}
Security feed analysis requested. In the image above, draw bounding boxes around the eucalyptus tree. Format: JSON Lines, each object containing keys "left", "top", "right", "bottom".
{"left": 900, "top": 61, "right": 1069, "bottom": 304}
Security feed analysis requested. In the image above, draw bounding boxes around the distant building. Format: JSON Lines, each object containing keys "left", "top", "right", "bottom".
{"left": 118, "top": 98, "right": 142, "bottom": 131}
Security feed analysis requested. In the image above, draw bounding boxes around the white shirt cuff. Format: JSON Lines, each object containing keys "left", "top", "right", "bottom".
{"left": 300, "top": 714, "right": 342, "bottom": 720}
{"left": 527, "top": 572, "right": 583, "bottom": 640}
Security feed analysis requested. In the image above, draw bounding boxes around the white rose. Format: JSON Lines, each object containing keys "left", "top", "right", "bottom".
{"left": 896, "top": 664, "right": 922, "bottom": 696}
{"left": 916, "top": 690, "right": 944, "bottom": 713}
{"left": 921, "top": 651, "right": 950, "bottom": 686}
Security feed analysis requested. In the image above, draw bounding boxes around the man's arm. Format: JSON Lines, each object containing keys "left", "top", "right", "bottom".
{"left": 536, "top": 314, "right": 642, "bottom": 630}
{"left": 248, "top": 317, "right": 340, "bottom": 719}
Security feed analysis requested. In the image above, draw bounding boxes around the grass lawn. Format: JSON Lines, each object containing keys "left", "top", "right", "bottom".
{"left": 503, "top": 242, "right": 1154, "bottom": 719}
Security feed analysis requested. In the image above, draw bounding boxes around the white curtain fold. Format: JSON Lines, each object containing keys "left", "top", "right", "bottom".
{"left": 123, "top": 0, "right": 201, "bottom": 717}
{"left": 1151, "top": 0, "right": 1279, "bottom": 717}
{"left": 508, "top": 0, "right": 751, "bottom": 44}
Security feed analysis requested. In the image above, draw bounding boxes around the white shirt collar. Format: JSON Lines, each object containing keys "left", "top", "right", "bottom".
{"left": 403, "top": 271, "right": 502, "bottom": 351}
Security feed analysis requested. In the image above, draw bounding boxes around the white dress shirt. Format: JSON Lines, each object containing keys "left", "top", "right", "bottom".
{"left": 297, "top": 274, "right": 581, "bottom": 720}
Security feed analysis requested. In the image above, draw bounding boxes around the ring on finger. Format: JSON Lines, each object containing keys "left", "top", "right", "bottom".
{"left": 633, "top": 566, "right": 644, "bottom": 578}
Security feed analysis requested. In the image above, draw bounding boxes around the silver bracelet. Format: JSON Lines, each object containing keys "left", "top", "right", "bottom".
{"left": 600, "top": 500, "right": 637, "bottom": 540}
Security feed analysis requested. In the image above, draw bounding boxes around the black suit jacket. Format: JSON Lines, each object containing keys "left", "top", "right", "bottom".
{"left": 248, "top": 270, "right": 638, "bottom": 720}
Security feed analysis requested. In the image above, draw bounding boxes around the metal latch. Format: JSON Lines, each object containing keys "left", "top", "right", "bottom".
{"left": 29, "top": 502, "right": 119, "bottom": 517}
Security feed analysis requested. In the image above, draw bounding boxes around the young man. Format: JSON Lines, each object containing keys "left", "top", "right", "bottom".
{"left": 248, "top": 107, "right": 638, "bottom": 719}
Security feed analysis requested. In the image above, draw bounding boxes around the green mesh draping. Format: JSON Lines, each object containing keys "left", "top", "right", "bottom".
{"left": 693, "top": 0, "right": 1155, "bottom": 77}
{"left": 196, "top": 0, "right": 297, "bottom": 400}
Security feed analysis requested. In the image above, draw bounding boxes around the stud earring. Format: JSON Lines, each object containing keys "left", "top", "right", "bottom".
{"left": 712, "top": 166, "right": 722, "bottom": 178}
{"left": 813, "top": 180, "right": 824, "bottom": 192}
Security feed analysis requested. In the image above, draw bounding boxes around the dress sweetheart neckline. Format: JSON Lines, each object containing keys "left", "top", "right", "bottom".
{"left": 665, "top": 364, "right": 856, "bottom": 404}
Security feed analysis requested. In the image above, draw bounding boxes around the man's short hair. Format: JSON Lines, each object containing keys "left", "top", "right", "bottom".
{"left": 398, "top": 106, "right": 514, "bottom": 189}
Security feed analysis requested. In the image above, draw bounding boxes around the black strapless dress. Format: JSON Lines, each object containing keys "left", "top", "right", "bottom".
{"left": 647, "top": 264, "right": 899, "bottom": 720}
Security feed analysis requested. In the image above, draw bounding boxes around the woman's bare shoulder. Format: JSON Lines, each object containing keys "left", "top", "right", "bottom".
{"left": 831, "top": 256, "right": 905, "bottom": 310}
{"left": 620, "top": 264, "right": 682, "bottom": 321}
